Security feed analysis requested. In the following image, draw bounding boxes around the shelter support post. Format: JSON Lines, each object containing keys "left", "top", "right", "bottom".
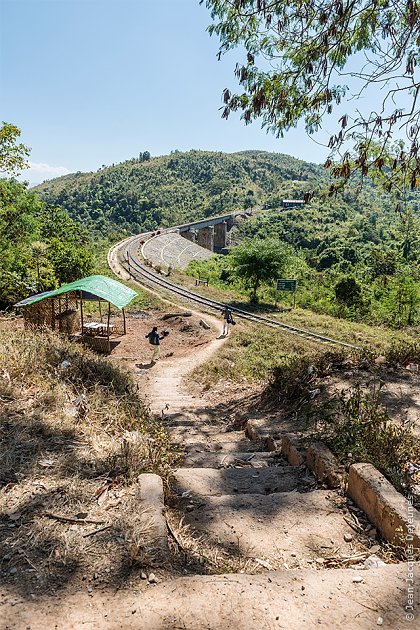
{"left": 80, "top": 299, "right": 84, "bottom": 335}
{"left": 106, "top": 301, "right": 111, "bottom": 352}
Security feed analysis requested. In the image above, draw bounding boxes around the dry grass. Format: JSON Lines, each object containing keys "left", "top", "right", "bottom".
{"left": 165, "top": 507, "right": 264, "bottom": 576}
{"left": 191, "top": 314, "right": 418, "bottom": 391}
{"left": 0, "top": 325, "right": 178, "bottom": 595}
{"left": 192, "top": 321, "right": 335, "bottom": 387}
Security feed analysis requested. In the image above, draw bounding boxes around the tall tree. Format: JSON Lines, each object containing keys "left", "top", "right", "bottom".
{"left": 0, "top": 122, "right": 30, "bottom": 176}
{"left": 202, "top": 0, "right": 420, "bottom": 191}
{"left": 230, "top": 237, "right": 290, "bottom": 302}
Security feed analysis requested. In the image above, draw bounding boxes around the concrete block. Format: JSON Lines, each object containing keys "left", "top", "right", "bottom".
{"left": 348, "top": 463, "right": 420, "bottom": 549}
{"left": 281, "top": 433, "right": 305, "bottom": 466}
{"left": 245, "top": 420, "right": 258, "bottom": 442}
{"left": 138, "top": 473, "right": 168, "bottom": 561}
{"left": 264, "top": 436, "right": 278, "bottom": 452}
{"left": 244, "top": 418, "right": 280, "bottom": 443}
{"left": 306, "top": 442, "right": 344, "bottom": 489}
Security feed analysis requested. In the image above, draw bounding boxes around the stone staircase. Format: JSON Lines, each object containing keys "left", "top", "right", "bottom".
{"left": 166, "top": 408, "right": 375, "bottom": 572}
{"left": 140, "top": 326, "right": 418, "bottom": 628}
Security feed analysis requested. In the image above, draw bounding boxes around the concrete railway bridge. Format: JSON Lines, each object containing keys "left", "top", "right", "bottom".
{"left": 140, "top": 212, "right": 243, "bottom": 271}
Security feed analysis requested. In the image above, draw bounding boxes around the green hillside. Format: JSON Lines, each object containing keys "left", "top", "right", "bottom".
{"left": 33, "top": 150, "right": 322, "bottom": 236}
{"left": 0, "top": 178, "right": 94, "bottom": 309}
{"left": 33, "top": 149, "right": 419, "bottom": 327}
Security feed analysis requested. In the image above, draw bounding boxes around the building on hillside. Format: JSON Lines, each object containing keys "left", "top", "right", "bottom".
{"left": 282, "top": 199, "right": 305, "bottom": 209}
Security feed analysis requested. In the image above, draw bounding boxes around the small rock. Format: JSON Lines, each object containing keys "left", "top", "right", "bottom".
{"left": 9, "top": 567, "right": 17, "bottom": 575}
{"left": 377, "top": 617, "right": 383, "bottom": 626}
{"left": 352, "top": 576, "right": 364, "bottom": 583}
{"left": 148, "top": 573, "right": 158, "bottom": 584}
{"left": 364, "top": 554, "right": 386, "bottom": 570}
{"left": 368, "top": 528, "right": 377, "bottom": 540}
{"left": 87, "top": 586, "right": 93, "bottom": 593}
{"left": 309, "top": 388, "right": 321, "bottom": 399}
{"left": 374, "top": 355, "right": 386, "bottom": 365}
{"left": 140, "top": 571, "right": 147, "bottom": 580}
{"left": 315, "top": 558, "right": 325, "bottom": 565}
{"left": 186, "top": 504, "right": 194, "bottom": 512}
{"left": 344, "top": 533, "right": 353, "bottom": 542}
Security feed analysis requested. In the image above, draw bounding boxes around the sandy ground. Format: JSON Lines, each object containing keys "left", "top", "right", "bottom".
{"left": 2, "top": 563, "right": 418, "bottom": 629}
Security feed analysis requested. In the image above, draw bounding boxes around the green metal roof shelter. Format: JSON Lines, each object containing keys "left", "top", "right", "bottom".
{"left": 16, "top": 275, "right": 138, "bottom": 353}
{"left": 16, "top": 275, "right": 138, "bottom": 309}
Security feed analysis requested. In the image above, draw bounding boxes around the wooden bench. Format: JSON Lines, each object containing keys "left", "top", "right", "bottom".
{"left": 195, "top": 278, "right": 209, "bottom": 286}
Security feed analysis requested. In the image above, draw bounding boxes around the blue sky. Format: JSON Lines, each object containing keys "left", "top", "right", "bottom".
{"left": 2, "top": 0, "right": 337, "bottom": 184}
{"left": 1, "top": 0, "right": 332, "bottom": 184}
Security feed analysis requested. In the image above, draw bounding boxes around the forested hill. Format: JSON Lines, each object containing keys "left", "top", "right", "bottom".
{"left": 33, "top": 150, "right": 323, "bottom": 236}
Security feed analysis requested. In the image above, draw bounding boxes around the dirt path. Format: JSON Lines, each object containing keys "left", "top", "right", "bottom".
{"left": 3, "top": 311, "right": 418, "bottom": 630}
{"left": 145, "top": 311, "right": 225, "bottom": 416}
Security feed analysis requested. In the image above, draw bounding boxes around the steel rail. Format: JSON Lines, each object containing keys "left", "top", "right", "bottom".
{"left": 117, "top": 234, "right": 361, "bottom": 350}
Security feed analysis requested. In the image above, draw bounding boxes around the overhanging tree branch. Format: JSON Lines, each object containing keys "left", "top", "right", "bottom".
{"left": 202, "top": 0, "right": 420, "bottom": 189}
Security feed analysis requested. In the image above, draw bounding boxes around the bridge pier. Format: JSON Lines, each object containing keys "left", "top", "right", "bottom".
{"left": 196, "top": 226, "right": 214, "bottom": 251}
{"left": 214, "top": 221, "right": 227, "bottom": 252}
{"left": 181, "top": 229, "right": 196, "bottom": 242}
{"left": 179, "top": 214, "right": 235, "bottom": 252}
{"left": 226, "top": 215, "right": 235, "bottom": 230}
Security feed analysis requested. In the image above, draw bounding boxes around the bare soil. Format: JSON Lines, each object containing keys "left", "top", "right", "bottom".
{"left": 1, "top": 312, "right": 419, "bottom": 628}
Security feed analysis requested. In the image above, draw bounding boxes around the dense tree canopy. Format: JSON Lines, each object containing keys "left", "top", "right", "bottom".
{"left": 0, "top": 122, "right": 30, "bottom": 176}
{"left": 0, "top": 178, "right": 94, "bottom": 308}
{"left": 203, "top": 0, "right": 420, "bottom": 191}
{"left": 34, "top": 150, "right": 322, "bottom": 235}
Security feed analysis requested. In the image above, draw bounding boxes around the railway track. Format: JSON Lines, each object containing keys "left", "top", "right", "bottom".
{"left": 110, "top": 233, "right": 361, "bottom": 350}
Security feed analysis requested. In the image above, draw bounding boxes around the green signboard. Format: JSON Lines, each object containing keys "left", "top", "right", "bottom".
{"left": 276, "top": 279, "right": 297, "bottom": 292}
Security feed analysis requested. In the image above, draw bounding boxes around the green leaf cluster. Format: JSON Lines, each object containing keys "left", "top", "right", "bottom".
{"left": 0, "top": 178, "right": 94, "bottom": 308}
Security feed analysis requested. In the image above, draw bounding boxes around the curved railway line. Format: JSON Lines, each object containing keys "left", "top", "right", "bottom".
{"left": 109, "top": 232, "right": 361, "bottom": 350}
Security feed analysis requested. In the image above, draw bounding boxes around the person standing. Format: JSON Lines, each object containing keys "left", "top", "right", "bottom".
{"left": 222, "top": 306, "right": 234, "bottom": 336}
{"left": 145, "top": 326, "right": 164, "bottom": 364}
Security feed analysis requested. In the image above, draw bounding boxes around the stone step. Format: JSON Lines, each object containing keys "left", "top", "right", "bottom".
{"left": 245, "top": 417, "right": 284, "bottom": 441}
{"left": 174, "top": 465, "right": 308, "bottom": 496}
{"left": 172, "top": 429, "right": 258, "bottom": 447}
{"left": 182, "top": 490, "right": 362, "bottom": 565}
{"left": 182, "top": 437, "right": 268, "bottom": 453}
{"left": 5, "top": 563, "right": 412, "bottom": 629}
{"left": 182, "top": 451, "right": 284, "bottom": 468}
{"left": 167, "top": 417, "right": 220, "bottom": 429}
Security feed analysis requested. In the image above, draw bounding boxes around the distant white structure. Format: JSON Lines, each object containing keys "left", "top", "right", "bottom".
{"left": 282, "top": 199, "right": 305, "bottom": 209}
